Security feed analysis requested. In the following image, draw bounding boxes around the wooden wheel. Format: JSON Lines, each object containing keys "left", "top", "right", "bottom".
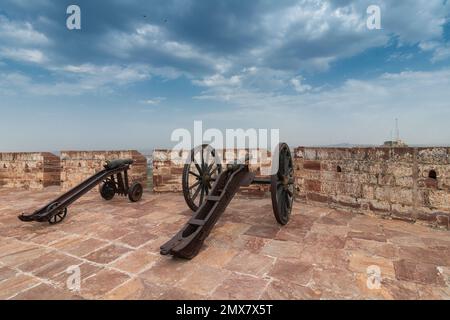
{"left": 270, "top": 143, "right": 294, "bottom": 225}
{"left": 47, "top": 202, "right": 68, "bottom": 225}
{"left": 128, "top": 182, "right": 143, "bottom": 202}
{"left": 182, "top": 144, "right": 222, "bottom": 211}
{"left": 100, "top": 179, "right": 116, "bottom": 200}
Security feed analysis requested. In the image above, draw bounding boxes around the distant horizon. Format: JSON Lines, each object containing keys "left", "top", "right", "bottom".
{"left": 1, "top": 142, "right": 449, "bottom": 155}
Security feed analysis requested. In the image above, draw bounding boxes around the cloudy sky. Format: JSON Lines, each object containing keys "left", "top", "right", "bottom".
{"left": 0, "top": 0, "right": 449, "bottom": 151}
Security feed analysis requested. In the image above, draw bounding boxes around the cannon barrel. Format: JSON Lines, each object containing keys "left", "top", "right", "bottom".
{"left": 104, "top": 158, "right": 134, "bottom": 170}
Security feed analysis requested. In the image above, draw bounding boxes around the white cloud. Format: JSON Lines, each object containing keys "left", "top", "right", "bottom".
{"left": 103, "top": 23, "right": 230, "bottom": 76}
{"left": 193, "top": 74, "right": 241, "bottom": 87}
{"left": 140, "top": 97, "right": 166, "bottom": 105}
{"left": 0, "top": 48, "right": 46, "bottom": 64}
{"left": 0, "top": 15, "right": 49, "bottom": 45}
{"left": 290, "top": 76, "right": 312, "bottom": 93}
{"left": 0, "top": 15, "right": 50, "bottom": 65}
{"left": 0, "top": 63, "right": 152, "bottom": 96}
{"left": 194, "top": 68, "right": 450, "bottom": 112}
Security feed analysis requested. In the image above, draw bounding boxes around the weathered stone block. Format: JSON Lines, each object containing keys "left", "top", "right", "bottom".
{"left": 302, "top": 160, "right": 321, "bottom": 171}
{"left": 0, "top": 152, "right": 60, "bottom": 190}
{"left": 417, "top": 148, "right": 448, "bottom": 164}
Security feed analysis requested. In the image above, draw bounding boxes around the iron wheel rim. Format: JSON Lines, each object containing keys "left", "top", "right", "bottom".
{"left": 182, "top": 144, "right": 222, "bottom": 211}
{"left": 47, "top": 203, "right": 67, "bottom": 224}
{"left": 271, "top": 143, "right": 294, "bottom": 225}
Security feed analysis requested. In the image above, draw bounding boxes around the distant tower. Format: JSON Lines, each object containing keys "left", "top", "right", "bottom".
{"left": 395, "top": 118, "right": 400, "bottom": 142}
{"left": 383, "top": 118, "right": 408, "bottom": 147}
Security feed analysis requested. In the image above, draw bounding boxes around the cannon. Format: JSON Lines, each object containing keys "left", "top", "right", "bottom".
{"left": 18, "top": 159, "right": 143, "bottom": 224}
{"left": 161, "top": 143, "right": 295, "bottom": 259}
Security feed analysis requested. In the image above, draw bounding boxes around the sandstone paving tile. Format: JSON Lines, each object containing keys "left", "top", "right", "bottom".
{"left": 274, "top": 228, "right": 308, "bottom": 243}
{"left": 348, "top": 217, "right": 384, "bottom": 234}
{"left": 260, "top": 280, "right": 322, "bottom": 300}
{"left": 52, "top": 262, "right": 103, "bottom": 288}
{"left": 28, "top": 230, "right": 70, "bottom": 246}
{"left": 228, "top": 234, "right": 270, "bottom": 254}
{"left": 157, "top": 222, "right": 188, "bottom": 235}
{"left": 296, "top": 245, "right": 350, "bottom": 269}
{"left": 347, "top": 252, "right": 396, "bottom": 279}
{"left": 141, "top": 235, "right": 172, "bottom": 254}
{"left": 224, "top": 251, "right": 275, "bottom": 277}
{"left": 11, "top": 283, "right": 83, "bottom": 300}
{"left": 104, "top": 277, "right": 168, "bottom": 300}
{"left": 397, "top": 246, "right": 450, "bottom": 266}
{"left": 0, "top": 246, "right": 49, "bottom": 268}
{"left": 384, "top": 231, "right": 428, "bottom": 248}
{"left": 347, "top": 231, "right": 387, "bottom": 243}
{"left": 195, "top": 246, "right": 239, "bottom": 268}
{"left": 177, "top": 265, "right": 231, "bottom": 296}
{"left": 326, "top": 209, "right": 355, "bottom": 222}
{"left": 81, "top": 269, "right": 130, "bottom": 299}
{"left": 344, "top": 238, "right": 398, "bottom": 260}
{"left": 246, "top": 212, "right": 282, "bottom": 227}
{"left": 84, "top": 244, "right": 132, "bottom": 265}
{"left": 212, "top": 222, "right": 252, "bottom": 239}
{"left": 394, "top": 260, "right": 446, "bottom": 286}
{"left": 22, "top": 252, "right": 81, "bottom": 280}
{"left": 48, "top": 234, "right": 85, "bottom": 249}
{"left": 89, "top": 225, "right": 134, "bottom": 241}
{"left": 117, "top": 230, "right": 158, "bottom": 248}
{"left": 55, "top": 237, "right": 108, "bottom": 257}
{"left": 268, "top": 259, "right": 314, "bottom": 286}
{"left": 141, "top": 211, "right": 186, "bottom": 225}
{"left": 16, "top": 251, "right": 66, "bottom": 272}
{"left": 0, "top": 266, "right": 18, "bottom": 282}
{"left": 260, "top": 240, "right": 303, "bottom": 259}
{"left": 0, "top": 239, "right": 37, "bottom": 258}
{"left": 303, "top": 232, "right": 347, "bottom": 249}
{"left": 353, "top": 273, "right": 389, "bottom": 300}
{"left": 0, "top": 274, "right": 41, "bottom": 299}
{"left": 416, "top": 283, "right": 450, "bottom": 300}
{"left": 309, "top": 223, "right": 350, "bottom": 237}
{"left": 110, "top": 250, "right": 160, "bottom": 274}
{"left": 211, "top": 273, "right": 269, "bottom": 300}
{"left": 310, "top": 267, "right": 361, "bottom": 299}
{"left": 57, "top": 221, "right": 104, "bottom": 236}
{"left": 421, "top": 237, "right": 450, "bottom": 250}
{"left": 380, "top": 220, "right": 443, "bottom": 238}
{"left": 160, "top": 287, "right": 208, "bottom": 300}
{"left": 376, "top": 278, "right": 419, "bottom": 300}
{"left": 244, "top": 225, "right": 280, "bottom": 239}
{"left": 139, "top": 257, "right": 199, "bottom": 286}
{"left": 437, "top": 266, "right": 450, "bottom": 286}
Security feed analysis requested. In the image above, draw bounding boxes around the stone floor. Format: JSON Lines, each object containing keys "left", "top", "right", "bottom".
{"left": 0, "top": 187, "right": 449, "bottom": 300}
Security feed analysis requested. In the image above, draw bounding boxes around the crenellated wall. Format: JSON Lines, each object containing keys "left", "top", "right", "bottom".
{"left": 0, "top": 152, "right": 60, "bottom": 189}
{"left": 60, "top": 150, "right": 147, "bottom": 191}
{"left": 294, "top": 147, "right": 450, "bottom": 229}
{"left": 1, "top": 147, "right": 449, "bottom": 229}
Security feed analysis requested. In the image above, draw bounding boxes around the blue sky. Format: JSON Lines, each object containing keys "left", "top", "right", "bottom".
{"left": 0, "top": 0, "right": 450, "bottom": 151}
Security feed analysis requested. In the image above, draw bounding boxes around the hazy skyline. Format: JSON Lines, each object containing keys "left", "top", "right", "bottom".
{"left": 1, "top": 0, "right": 450, "bottom": 152}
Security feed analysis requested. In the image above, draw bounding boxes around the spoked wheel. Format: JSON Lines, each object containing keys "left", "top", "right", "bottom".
{"left": 270, "top": 143, "right": 295, "bottom": 225}
{"left": 100, "top": 179, "right": 116, "bottom": 200}
{"left": 47, "top": 202, "right": 68, "bottom": 225}
{"left": 182, "top": 144, "right": 222, "bottom": 211}
{"left": 128, "top": 182, "right": 143, "bottom": 202}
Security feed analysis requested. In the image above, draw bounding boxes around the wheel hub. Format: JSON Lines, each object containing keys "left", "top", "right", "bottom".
{"left": 202, "top": 174, "right": 211, "bottom": 184}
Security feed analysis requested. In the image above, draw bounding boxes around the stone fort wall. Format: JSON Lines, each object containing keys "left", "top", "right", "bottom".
{"left": 152, "top": 147, "right": 450, "bottom": 230}
{"left": 0, "top": 147, "right": 448, "bottom": 229}
{"left": 0, "top": 152, "right": 60, "bottom": 189}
